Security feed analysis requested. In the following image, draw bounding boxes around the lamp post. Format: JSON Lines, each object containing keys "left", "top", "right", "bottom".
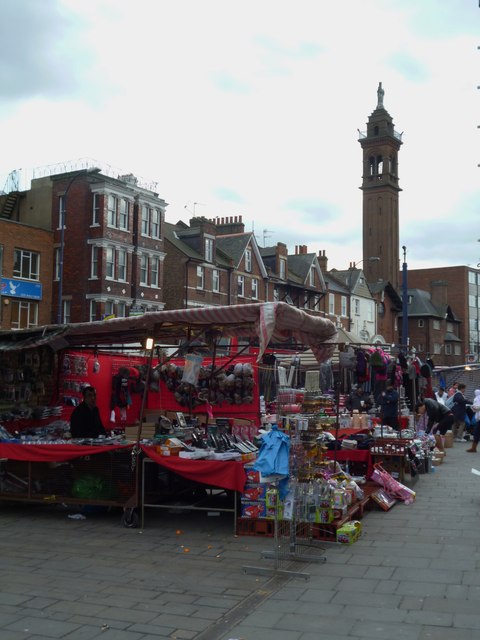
{"left": 56, "top": 167, "right": 100, "bottom": 324}
{"left": 401, "top": 245, "right": 408, "bottom": 349}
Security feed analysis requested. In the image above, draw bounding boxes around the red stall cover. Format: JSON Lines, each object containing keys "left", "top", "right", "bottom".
{"left": 141, "top": 446, "right": 247, "bottom": 492}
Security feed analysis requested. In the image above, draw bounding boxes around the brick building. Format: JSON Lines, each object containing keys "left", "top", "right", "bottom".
{"left": 0, "top": 219, "right": 53, "bottom": 330}
{"left": 0, "top": 165, "right": 167, "bottom": 325}
{"left": 406, "top": 266, "right": 479, "bottom": 364}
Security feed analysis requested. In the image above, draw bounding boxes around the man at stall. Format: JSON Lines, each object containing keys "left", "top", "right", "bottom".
{"left": 345, "top": 386, "right": 372, "bottom": 413}
{"left": 70, "top": 386, "right": 107, "bottom": 438}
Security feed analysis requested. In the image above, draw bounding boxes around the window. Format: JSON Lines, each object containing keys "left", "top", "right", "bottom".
{"left": 446, "top": 322, "right": 453, "bottom": 332}
{"left": 341, "top": 296, "right": 347, "bottom": 316}
{"left": 107, "top": 195, "right": 117, "bottom": 226}
{"left": 117, "top": 302, "right": 126, "bottom": 318}
{"left": 117, "top": 249, "right": 127, "bottom": 281}
{"left": 469, "top": 295, "right": 476, "bottom": 307}
{"left": 151, "top": 256, "right": 159, "bottom": 288}
{"left": 354, "top": 299, "right": 360, "bottom": 315}
{"left": 367, "top": 304, "right": 373, "bottom": 322}
{"left": 418, "top": 319, "right": 425, "bottom": 328}
{"left": 13, "top": 249, "right": 39, "bottom": 280}
{"left": 140, "top": 255, "right": 148, "bottom": 285}
{"left": 141, "top": 205, "right": 149, "bottom": 235}
{"left": 205, "top": 238, "right": 214, "bottom": 263}
{"left": 104, "top": 301, "right": 114, "bottom": 318}
{"left": 309, "top": 267, "right": 315, "bottom": 287}
{"left": 279, "top": 258, "right": 287, "bottom": 280}
{"left": 454, "top": 344, "right": 461, "bottom": 355}
{"left": 119, "top": 199, "right": 129, "bottom": 230}
{"left": 417, "top": 343, "right": 425, "bottom": 352}
{"left": 445, "top": 343, "right": 452, "bottom": 355}
{"left": 212, "top": 269, "right": 220, "bottom": 293}
{"left": 63, "top": 300, "right": 71, "bottom": 325}
{"left": 433, "top": 319, "right": 441, "bottom": 330}
{"left": 106, "top": 247, "right": 114, "bottom": 279}
{"left": 314, "top": 294, "right": 321, "bottom": 310}
{"left": 90, "top": 300, "right": 97, "bottom": 322}
{"left": 273, "top": 287, "right": 279, "bottom": 302}
{"left": 151, "top": 209, "right": 160, "bottom": 238}
{"left": 469, "top": 271, "right": 477, "bottom": 285}
{"left": 54, "top": 248, "right": 60, "bottom": 280}
{"left": 11, "top": 301, "right": 38, "bottom": 329}
{"left": 91, "top": 246, "right": 98, "bottom": 278}
{"left": 251, "top": 278, "right": 258, "bottom": 299}
{"left": 92, "top": 193, "right": 101, "bottom": 225}
{"left": 433, "top": 342, "right": 441, "bottom": 355}
{"left": 329, "top": 293, "right": 335, "bottom": 314}
{"left": 237, "top": 275, "right": 245, "bottom": 297}
{"left": 245, "top": 248, "right": 252, "bottom": 272}
{"left": 196, "top": 266, "right": 204, "bottom": 289}
{"left": 141, "top": 206, "right": 161, "bottom": 238}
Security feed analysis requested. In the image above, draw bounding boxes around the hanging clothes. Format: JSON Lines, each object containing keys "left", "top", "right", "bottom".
{"left": 254, "top": 425, "right": 290, "bottom": 498}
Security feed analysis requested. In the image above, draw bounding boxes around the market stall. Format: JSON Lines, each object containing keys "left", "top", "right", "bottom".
{"left": 0, "top": 302, "right": 338, "bottom": 526}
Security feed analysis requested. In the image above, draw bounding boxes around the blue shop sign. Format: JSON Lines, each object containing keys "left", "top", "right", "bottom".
{"left": 1, "top": 278, "right": 42, "bottom": 300}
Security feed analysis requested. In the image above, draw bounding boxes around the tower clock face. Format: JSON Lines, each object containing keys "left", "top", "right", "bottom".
{"left": 378, "top": 302, "right": 385, "bottom": 317}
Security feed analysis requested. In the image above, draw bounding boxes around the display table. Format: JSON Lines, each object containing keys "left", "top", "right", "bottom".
{"left": 0, "top": 442, "right": 130, "bottom": 462}
{"left": 0, "top": 442, "right": 138, "bottom": 524}
{"left": 140, "top": 446, "right": 246, "bottom": 530}
{"left": 325, "top": 449, "right": 373, "bottom": 479}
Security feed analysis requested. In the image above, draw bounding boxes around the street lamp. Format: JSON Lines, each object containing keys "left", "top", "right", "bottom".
{"left": 56, "top": 167, "right": 100, "bottom": 324}
{"left": 401, "top": 245, "right": 408, "bottom": 349}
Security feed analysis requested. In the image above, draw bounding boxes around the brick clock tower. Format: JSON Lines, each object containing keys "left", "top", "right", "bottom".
{"left": 359, "top": 83, "right": 402, "bottom": 291}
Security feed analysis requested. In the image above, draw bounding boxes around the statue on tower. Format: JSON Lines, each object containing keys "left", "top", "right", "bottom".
{"left": 377, "top": 82, "right": 385, "bottom": 109}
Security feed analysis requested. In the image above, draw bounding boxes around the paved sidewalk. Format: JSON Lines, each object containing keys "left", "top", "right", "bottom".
{"left": 0, "top": 441, "right": 479, "bottom": 639}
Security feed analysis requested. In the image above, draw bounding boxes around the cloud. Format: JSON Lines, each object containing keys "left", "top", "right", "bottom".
{"left": 0, "top": 0, "right": 98, "bottom": 105}
{"left": 387, "top": 51, "right": 430, "bottom": 82}
{"left": 214, "top": 186, "right": 246, "bottom": 204}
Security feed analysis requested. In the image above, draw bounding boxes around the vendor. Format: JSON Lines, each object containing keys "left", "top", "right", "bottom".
{"left": 345, "top": 386, "right": 372, "bottom": 413}
{"left": 70, "top": 386, "right": 106, "bottom": 438}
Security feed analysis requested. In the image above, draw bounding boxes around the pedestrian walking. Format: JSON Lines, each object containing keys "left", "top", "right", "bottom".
{"left": 466, "top": 389, "right": 480, "bottom": 453}
{"left": 451, "top": 383, "right": 470, "bottom": 442}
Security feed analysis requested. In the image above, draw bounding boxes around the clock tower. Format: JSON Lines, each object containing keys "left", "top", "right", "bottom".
{"left": 359, "top": 83, "right": 402, "bottom": 291}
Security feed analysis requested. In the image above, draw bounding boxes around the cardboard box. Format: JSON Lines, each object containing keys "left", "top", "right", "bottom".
{"left": 444, "top": 432, "right": 453, "bottom": 448}
{"left": 336, "top": 520, "right": 362, "bottom": 544}
{"left": 242, "top": 485, "right": 267, "bottom": 501}
{"left": 241, "top": 501, "right": 267, "bottom": 518}
{"left": 124, "top": 424, "right": 156, "bottom": 440}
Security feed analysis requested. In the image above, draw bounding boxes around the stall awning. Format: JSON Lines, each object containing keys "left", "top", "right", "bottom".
{"left": 0, "top": 302, "right": 338, "bottom": 364}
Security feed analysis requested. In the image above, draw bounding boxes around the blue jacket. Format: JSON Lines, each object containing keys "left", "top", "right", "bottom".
{"left": 254, "top": 425, "right": 290, "bottom": 478}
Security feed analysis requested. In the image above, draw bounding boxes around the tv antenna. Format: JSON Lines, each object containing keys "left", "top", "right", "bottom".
{"left": 263, "top": 229, "right": 274, "bottom": 246}
{"left": 184, "top": 201, "right": 206, "bottom": 216}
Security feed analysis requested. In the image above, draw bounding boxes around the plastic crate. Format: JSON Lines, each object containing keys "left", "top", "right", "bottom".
{"left": 236, "top": 517, "right": 274, "bottom": 537}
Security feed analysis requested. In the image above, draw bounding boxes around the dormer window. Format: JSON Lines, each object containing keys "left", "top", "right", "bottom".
{"left": 204, "top": 237, "right": 214, "bottom": 262}
{"left": 309, "top": 267, "right": 315, "bottom": 287}
{"left": 279, "top": 258, "right": 287, "bottom": 280}
{"left": 245, "top": 248, "right": 252, "bottom": 273}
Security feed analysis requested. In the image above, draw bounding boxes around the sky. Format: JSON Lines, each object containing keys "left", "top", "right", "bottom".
{"left": 0, "top": 0, "right": 479, "bottom": 271}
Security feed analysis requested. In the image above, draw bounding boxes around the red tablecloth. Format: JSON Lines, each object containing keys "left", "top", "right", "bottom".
{"left": 326, "top": 449, "right": 373, "bottom": 479}
{"left": 0, "top": 443, "right": 131, "bottom": 463}
{"left": 141, "top": 446, "right": 247, "bottom": 493}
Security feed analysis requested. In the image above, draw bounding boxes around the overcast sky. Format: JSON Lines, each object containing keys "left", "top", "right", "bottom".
{"left": 1, "top": 0, "right": 478, "bottom": 271}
